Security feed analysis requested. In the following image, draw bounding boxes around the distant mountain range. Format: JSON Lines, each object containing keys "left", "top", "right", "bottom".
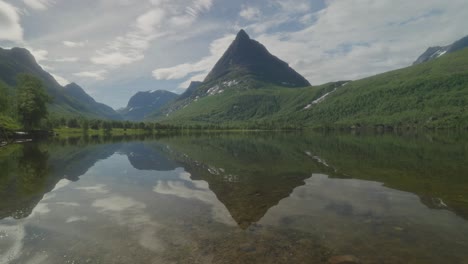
{"left": 118, "top": 90, "right": 177, "bottom": 121}
{"left": 2, "top": 30, "right": 468, "bottom": 128}
{"left": 148, "top": 31, "right": 468, "bottom": 129}
{"left": 413, "top": 35, "right": 468, "bottom": 65}
{"left": 0, "top": 47, "right": 121, "bottom": 120}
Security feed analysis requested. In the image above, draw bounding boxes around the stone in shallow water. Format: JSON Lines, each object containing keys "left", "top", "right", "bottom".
{"left": 328, "top": 255, "right": 361, "bottom": 264}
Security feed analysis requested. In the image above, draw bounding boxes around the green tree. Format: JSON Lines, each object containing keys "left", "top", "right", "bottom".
{"left": 67, "top": 118, "right": 80, "bottom": 128}
{"left": 59, "top": 117, "right": 66, "bottom": 127}
{"left": 0, "top": 83, "right": 9, "bottom": 113}
{"left": 90, "top": 119, "right": 101, "bottom": 130}
{"left": 101, "top": 121, "right": 112, "bottom": 135}
{"left": 81, "top": 119, "right": 89, "bottom": 134}
{"left": 17, "top": 75, "right": 51, "bottom": 129}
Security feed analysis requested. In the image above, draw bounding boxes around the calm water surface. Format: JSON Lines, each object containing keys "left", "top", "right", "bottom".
{"left": 1, "top": 133, "right": 468, "bottom": 264}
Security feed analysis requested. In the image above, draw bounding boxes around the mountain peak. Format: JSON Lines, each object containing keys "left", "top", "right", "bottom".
{"left": 65, "top": 82, "right": 81, "bottom": 89}
{"left": 120, "top": 90, "right": 178, "bottom": 121}
{"left": 203, "top": 30, "right": 311, "bottom": 87}
{"left": 64, "top": 82, "right": 96, "bottom": 104}
{"left": 413, "top": 35, "right": 468, "bottom": 65}
{"left": 235, "top": 29, "right": 250, "bottom": 41}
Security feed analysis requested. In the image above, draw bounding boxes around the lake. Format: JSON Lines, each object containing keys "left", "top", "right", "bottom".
{"left": 1, "top": 132, "right": 468, "bottom": 264}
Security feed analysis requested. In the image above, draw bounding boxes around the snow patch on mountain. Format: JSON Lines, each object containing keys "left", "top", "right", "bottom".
{"left": 304, "top": 82, "right": 348, "bottom": 110}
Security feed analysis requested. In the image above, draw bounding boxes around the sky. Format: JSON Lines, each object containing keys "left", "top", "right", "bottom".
{"left": 0, "top": 0, "right": 467, "bottom": 109}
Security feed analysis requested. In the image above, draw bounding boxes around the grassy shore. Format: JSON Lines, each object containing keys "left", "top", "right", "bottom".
{"left": 54, "top": 127, "right": 152, "bottom": 137}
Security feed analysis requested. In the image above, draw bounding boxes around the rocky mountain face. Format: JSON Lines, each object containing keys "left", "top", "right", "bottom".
{"left": 119, "top": 90, "right": 178, "bottom": 120}
{"left": 177, "top": 81, "right": 202, "bottom": 101}
{"left": 204, "top": 29, "right": 311, "bottom": 87}
{"left": 413, "top": 35, "right": 468, "bottom": 65}
{"left": 0, "top": 47, "right": 121, "bottom": 119}
{"left": 151, "top": 30, "right": 312, "bottom": 119}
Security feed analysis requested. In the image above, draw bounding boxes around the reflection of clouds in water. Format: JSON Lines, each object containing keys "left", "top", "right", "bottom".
{"left": 289, "top": 174, "right": 404, "bottom": 215}
{"left": 30, "top": 184, "right": 80, "bottom": 219}
{"left": 76, "top": 184, "right": 109, "bottom": 194}
{"left": 92, "top": 195, "right": 164, "bottom": 252}
{"left": 42, "top": 192, "right": 56, "bottom": 201}
{"left": 52, "top": 179, "right": 72, "bottom": 192}
{"left": 66, "top": 216, "right": 88, "bottom": 223}
{"left": 261, "top": 174, "right": 464, "bottom": 227}
{"left": 265, "top": 174, "right": 411, "bottom": 217}
{"left": 23, "top": 252, "right": 48, "bottom": 264}
{"left": 139, "top": 225, "right": 164, "bottom": 253}
{"left": 0, "top": 224, "right": 26, "bottom": 264}
{"left": 29, "top": 203, "right": 50, "bottom": 218}
{"left": 153, "top": 172, "right": 236, "bottom": 226}
{"left": 55, "top": 202, "right": 80, "bottom": 207}
{"left": 92, "top": 196, "right": 146, "bottom": 211}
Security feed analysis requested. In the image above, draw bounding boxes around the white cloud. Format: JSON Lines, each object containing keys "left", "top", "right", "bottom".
{"left": 244, "top": 0, "right": 468, "bottom": 85}
{"left": 89, "top": 8, "right": 165, "bottom": 68}
{"left": 74, "top": 70, "right": 107, "bottom": 80}
{"left": 274, "top": 0, "right": 311, "bottom": 14}
{"left": 91, "top": 51, "right": 144, "bottom": 67}
{"left": 168, "top": 14, "right": 195, "bottom": 27}
{"left": 186, "top": 0, "right": 213, "bottom": 17}
{"left": 239, "top": 6, "right": 261, "bottom": 21}
{"left": 53, "top": 57, "right": 79, "bottom": 62}
{"left": 51, "top": 73, "right": 70, "bottom": 86}
{"left": 27, "top": 47, "right": 48, "bottom": 61}
{"left": 90, "top": 0, "right": 215, "bottom": 71}
{"left": 23, "top": 0, "right": 55, "bottom": 10}
{"left": 63, "top": 40, "right": 87, "bottom": 48}
{"left": 41, "top": 64, "right": 54, "bottom": 71}
{"left": 136, "top": 8, "right": 165, "bottom": 33}
{"left": 0, "top": 0, "right": 24, "bottom": 42}
{"left": 91, "top": 0, "right": 217, "bottom": 69}
{"left": 150, "top": 0, "right": 213, "bottom": 17}
{"left": 152, "top": 33, "right": 234, "bottom": 87}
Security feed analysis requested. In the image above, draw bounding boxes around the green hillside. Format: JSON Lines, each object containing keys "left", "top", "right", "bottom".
{"left": 0, "top": 47, "right": 121, "bottom": 120}
{"left": 297, "top": 47, "right": 468, "bottom": 128}
{"left": 153, "top": 48, "right": 468, "bottom": 129}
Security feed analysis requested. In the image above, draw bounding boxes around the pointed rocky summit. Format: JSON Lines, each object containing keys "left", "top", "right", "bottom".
{"left": 204, "top": 29, "right": 311, "bottom": 87}
{"left": 413, "top": 35, "right": 468, "bottom": 65}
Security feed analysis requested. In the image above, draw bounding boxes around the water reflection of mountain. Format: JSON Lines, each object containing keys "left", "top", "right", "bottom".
{"left": 1, "top": 133, "right": 467, "bottom": 224}
{"left": 0, "top": 140, "right": 121, "bottom": 219}
{"left": 297, "top": 133, "right": 468, "bottom": 221}
{"left": 158, "top": 133, "right": 468, "bottom": 222}
{"left": 0, "top": 144, "right": 52, "bottom": 219}
{"left": 120, "top": 142, "right": 179, "bottom": 171}
{"left": 0, "top": 135, "right": 328, "bottom": 226}
{"left": 157, "top": 136, "right": 333, "bottom": 229}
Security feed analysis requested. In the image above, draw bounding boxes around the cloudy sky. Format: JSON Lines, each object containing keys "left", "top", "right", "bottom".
{"left": 1, "top": 0, "right": 467, "bottom": 108}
